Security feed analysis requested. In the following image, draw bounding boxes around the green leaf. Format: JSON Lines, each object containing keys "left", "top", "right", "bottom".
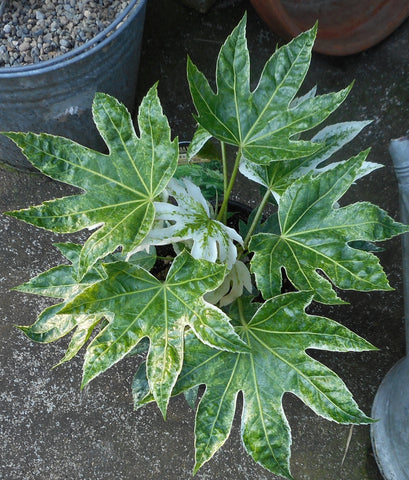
{"left": 132, "top": 362, "right": 151, "bottom": 410}
{"left": 187, "top": 16, "right": 350, "bottom": 164}
{"left": 176, "top": 131, "right": 223, "bottom": 199}
{"left": 55, "top": 315, "right": 102, "bottom": 367}
{"left": 5, "top": 87, "right": 178, "bottom": 279}
{"left": 184, "top": 385, "right": 200, "bottom": 409}
{"left": 240, "top": 120, "right": 379, "bottom": 197}
{"left": 15, "top": 243, "right": 155, "bottom": 364}
{"left": 107, "top": 245, "right": 157, "bottom": 272}
{"left": 172, "top": 292, "right": 375, "bottom": 478}
{"left": 186, "top": 126, "right": 213, "bottom": 161}
{"left": 250, "top": 154, "right": 409, "bottom": 303}
{"left": 175, "top": 161, "right": 224, "bottom": 201}
{"left": 18, "top": 303, "right": 83, "bottom": 344}
{"left": 239, "top": 208, "right": 280, "bottom": 239}
{"left": 15, "top": 243, "right": 103, "bottom": 300}
{"left": 61, "top": 251, "right": 248, "bottom": 417}
{"left": 15, "top": 243, "right": 107, "bottom": 363}
{"left": 131, "top": 360, "right": 200, "bottom": 410}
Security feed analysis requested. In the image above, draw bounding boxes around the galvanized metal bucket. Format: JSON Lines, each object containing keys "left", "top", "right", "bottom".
{"left": 0, "top": 0, "right": 147, "bottom": 170}
{"left": 371, "top": 136, "right": 409, "bottom": 480}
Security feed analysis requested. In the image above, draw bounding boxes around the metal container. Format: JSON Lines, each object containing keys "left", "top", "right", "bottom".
{"left": 249, "top": 0, "right": 409, "bottom": 55}
{"left": 371, "top": 136, "right": 409, "bottom": 480}
{"left": 0, "top": 0, "right": 147, "bottom": 170}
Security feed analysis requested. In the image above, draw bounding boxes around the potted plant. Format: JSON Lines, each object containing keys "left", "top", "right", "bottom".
{"left": 3, "top": 15, "right": 407, "bottom": 479}
{"left": 0, "top": 0, "right": 147, "bottom": 169}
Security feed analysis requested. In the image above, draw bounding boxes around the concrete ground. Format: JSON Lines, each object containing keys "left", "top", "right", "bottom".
{"left": 1, "top": 1, "right": 409, "bottom": 479}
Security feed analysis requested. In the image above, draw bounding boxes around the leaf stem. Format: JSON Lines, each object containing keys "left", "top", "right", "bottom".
{"left": 242, "top": 187, "right": 272, "bottom": 249}
{"left": 221, "top": 141, "right": 228, "bottom": 194}
{"left": 156, "top": 255, "right": 174, "bottom": 262}
{"left": 220, "top": 141, "right": 228, "bottom": 224}
{"left": 237, "top": 296, "right": 248, "bottom": 327}
{"left": 217, "top": 147, "right": 242, "bottom": 223}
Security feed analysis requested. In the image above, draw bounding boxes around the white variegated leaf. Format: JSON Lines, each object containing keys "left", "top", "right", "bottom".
{"left": 240, "top": 121, "right": 378, "bottom": 200}
{"left": 205, "top": 260, "right": 253, "bottom": 306}
{"left": 138, "top": 178, "right": 243, "bottom": 268}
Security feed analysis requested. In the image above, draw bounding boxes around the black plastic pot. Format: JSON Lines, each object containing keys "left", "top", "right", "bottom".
{"left": 0, "top": 0, "right": 147, "bottom": 170}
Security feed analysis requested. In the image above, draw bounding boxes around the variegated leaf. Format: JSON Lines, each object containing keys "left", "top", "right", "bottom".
{"left": 137, "top": 178, "right": 242, "bottom": 268}
{"left": 61, "top": 251, "right": 249, "bottom": 417}
{"left": 187, "top": 16, "right": 351, "bottom": 165}
{"left": 15, "top": 243, "right": 106, "bottom": 363}
{"left": 250, "top": 154, "right": 409, "bottom": 303}
{"left": 240, "top": 121, "right": 380, "bottom": 199}
{"left": 5, "top": 87, "right": 178, "bottom": 279}
{"left": 137, "top": 292, "right": 375, "bottom": 479}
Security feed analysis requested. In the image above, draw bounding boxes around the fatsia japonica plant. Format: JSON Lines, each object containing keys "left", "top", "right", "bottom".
{"left": 4, "top": 15, "right": 408, "bottom": 480}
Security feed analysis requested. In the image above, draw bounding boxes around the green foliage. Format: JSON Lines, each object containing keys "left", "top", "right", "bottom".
{"left": 249, "top": 153, "right": 408, "bottom": 304}
{"left": 15, "top": 243, "right": 107, "bottom": 364}
{"left": 61, "top": 251, "right": 248, "bottom": 417}
{"left": 5, "top": 86, "right": 179, "bottom": 280}
{"left": 4, "top": 14, "right": 408, "bottom": 480}
{"left": 174, "top": 292, "right": 375, "bottom": 478}
{"left": 187, "top": 19, "right": 349, "bottom": 165}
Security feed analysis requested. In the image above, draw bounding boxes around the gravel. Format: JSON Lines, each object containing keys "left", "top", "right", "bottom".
{"left": 0, "top": 0, "right": 131, "bottom": 67}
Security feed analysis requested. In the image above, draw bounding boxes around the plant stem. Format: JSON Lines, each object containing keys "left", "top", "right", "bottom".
{"left": 156, "top": 255, "right": 174, "bottom": 262}
{"left": 217, "top": 147, "right": 242, "bottom": 223}
{"left": 221, "top": 141, "right": 228, "bottom": 194}
{"left": 242, "top": 187, "right": 272, "bottom": 249}
{"left": 220, "top": 141, "right": 228, "bottom": 224}
{"left": 237, "top": 296, "right": 248, "bottom": 327}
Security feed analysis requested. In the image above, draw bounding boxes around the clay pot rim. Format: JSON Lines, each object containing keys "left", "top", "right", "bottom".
{"left": 250, "top": 0, "right": 409, "bottom": 56}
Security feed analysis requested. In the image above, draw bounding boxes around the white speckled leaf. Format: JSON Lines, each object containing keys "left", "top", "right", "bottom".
{"left": 240, "top": 120, "right": 380, "bottom": 198}
{"left": 61, "top": 251, "right": 249, "bottom": 417}
{"left": 249, "top": 154, "right": 409, "bottom": 303}
{"left": 188, "top": 16, "right": 351, "bottom": 165}
{"left": 15, "top": 243, "right": 106, "bottom": 363}
{"left": 161, "top": 292, "right": 375, "bottom": 478}
{"left": 5, "top": 86, "right": 178, "bottom": 279}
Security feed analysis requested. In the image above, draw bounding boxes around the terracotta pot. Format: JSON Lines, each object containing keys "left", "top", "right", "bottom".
{"left": 250, "top": 0, "right": 409, "bottom": 55}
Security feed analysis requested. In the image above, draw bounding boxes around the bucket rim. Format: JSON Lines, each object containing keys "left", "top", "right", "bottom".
{"left": 0, "top": 0, "right": 146, "bottom": 77}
